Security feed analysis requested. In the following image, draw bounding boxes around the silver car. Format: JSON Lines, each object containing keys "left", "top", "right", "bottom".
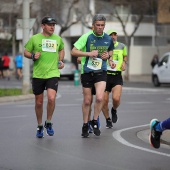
{"left": 60, "top": 59, "right": 76, "bottom": 80}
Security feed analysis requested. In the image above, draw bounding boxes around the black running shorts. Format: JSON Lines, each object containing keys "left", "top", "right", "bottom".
{"left": 81, "top": 71, "right": 107, "bottom": 88}
{"left": 105, "top": 74, "right": 123, "bottom": 92}
{"left": 32, "top": 77, "right": 59, "bottom": 95}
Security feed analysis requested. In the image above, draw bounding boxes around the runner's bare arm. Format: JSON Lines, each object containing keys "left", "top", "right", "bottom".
{"left": 71, "top": 47, "right": 98, "bottom": 58}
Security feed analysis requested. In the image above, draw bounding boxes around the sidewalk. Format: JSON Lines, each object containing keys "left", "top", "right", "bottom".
{"left": 0, "top": 94, "right": 34, "bottom": 103}
{"left": 161, "top": 130, "right": 170, "bottom": 146}
{"left": 129, "top": 75, "right": 152, "bottom": 83}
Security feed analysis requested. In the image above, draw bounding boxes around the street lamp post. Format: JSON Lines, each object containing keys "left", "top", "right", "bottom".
{"left": 22, "top": 0, "right": 30, "bottom": 94}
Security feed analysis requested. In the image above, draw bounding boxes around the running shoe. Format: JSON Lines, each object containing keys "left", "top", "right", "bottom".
{"left": 111, "top": 107, "right": 118, "bottom": 123}
{"left": 88, "top": 121, "right": 93, "bottom": 133}
{"left": 44, "top": 121, "right": 54, "bottom": 136}
{"left": 88, "top": 116, "right": 100, "bottom": 133}
{"left": 82, "top": 123, "right": 89, "bottom": 138}
{"left": 149, "top": 119, "right": 162, "bottom": 149}
{"left": 97, "top": 116, "right": 100, "bottom": 128}
{"left": 36, "top": 125, "right": 44, "bottom": 138}
{"left": 106, "top": 117, "right": 113, "bottom": 128}
{"left": 91, "top": 119, "right": 101, "bottom": 136}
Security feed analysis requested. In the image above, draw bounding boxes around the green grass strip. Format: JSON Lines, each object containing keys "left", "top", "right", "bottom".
{"left": 0, "top": 89, "right": 32, "bottom": 97}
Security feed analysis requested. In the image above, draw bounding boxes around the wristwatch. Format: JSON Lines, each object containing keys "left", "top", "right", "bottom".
{"left": 31, "top": 53, "right": 36, "bottom": 61}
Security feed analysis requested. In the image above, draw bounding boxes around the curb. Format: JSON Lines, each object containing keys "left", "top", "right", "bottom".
{"left": 0, "top": 94, "right": 35, "bottom": 103}
{"left": 161, "top": 130, "right": 170, "bottom": 146}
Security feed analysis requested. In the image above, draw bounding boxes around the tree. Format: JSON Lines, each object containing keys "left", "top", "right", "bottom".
{"left": 31, "top": 0, "right": 83, "bottom": 36}
{"left": 110, "top": 0, "right": 157, "bottom": 80}
{"left": 82, "top": 0, "right": 157, "bottom": 81}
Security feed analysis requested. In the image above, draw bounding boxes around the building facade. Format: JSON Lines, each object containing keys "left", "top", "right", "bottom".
{"left": 1, "top": 0, "right": 170, "bottom": 78}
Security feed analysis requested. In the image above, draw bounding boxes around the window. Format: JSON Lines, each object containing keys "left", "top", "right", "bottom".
{"left": 158, "top": 55, "right": 169, "bottom": 67}
{"left": 134, "top": 36, "right": 152, "bottom": 46}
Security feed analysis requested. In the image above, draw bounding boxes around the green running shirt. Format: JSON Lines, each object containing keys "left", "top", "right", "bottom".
{"left": 107, "top": 41, "right": 127, "bottom": 73}
{"left": 74, "top": 31, "right": 114, "bottom": 74}
{"left": 24, "top": 33, "right": 64, "bottom": 78}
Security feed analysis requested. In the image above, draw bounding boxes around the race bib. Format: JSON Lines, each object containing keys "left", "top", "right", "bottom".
{"left": 87, "top": 58, "right": 102, "bottom": 70}
{"left": 107, "top": 60, "right": 118, "bottom": 71}
{"left": 42, "top": 39, "right": 56, "bottom": 52}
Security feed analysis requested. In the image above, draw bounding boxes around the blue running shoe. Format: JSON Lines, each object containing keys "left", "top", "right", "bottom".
{"left": 149, "top": 119, "right": 162, "bottom": 149}
{"left": 88, "top": 121, "right": 93, "bottom": 133}
{"left": 97, "top": 116, "right": 100, "bottom": 128}
{"left": 44, "top": 121, "right": 54, "bottom": 136}
{"left": 36, "top": 125, "right": 44, "bottom": 138}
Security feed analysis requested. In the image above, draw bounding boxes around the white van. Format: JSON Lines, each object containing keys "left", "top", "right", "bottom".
{"left": 152, "top": 52, "right": 170, "bottom": 87}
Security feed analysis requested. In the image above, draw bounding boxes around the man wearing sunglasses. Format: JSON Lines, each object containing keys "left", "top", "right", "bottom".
{"left": 24, "top": 16, "right": 65, "bottom": 138}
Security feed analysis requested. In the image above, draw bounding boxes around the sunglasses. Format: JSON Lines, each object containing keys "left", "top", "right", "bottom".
{"left": 42, "top": 17, "right": 56, "bottom": 24}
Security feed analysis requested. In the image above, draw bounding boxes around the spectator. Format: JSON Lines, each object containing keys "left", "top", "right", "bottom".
{"left": 151, "top": 54, "right": 159, "bottom": 68}
{"left": 0, "top": 56, "right": 4, "bottom": 79}
{"left": 14, "top": 53, "right": 23, "bottom": 80}
{"left": 2, "top": 52, "right": 10, "bottom": 80}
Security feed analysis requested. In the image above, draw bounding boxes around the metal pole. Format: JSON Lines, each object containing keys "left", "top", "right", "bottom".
{"left": 22, "top": 0, "right": 30, "bottom": 94}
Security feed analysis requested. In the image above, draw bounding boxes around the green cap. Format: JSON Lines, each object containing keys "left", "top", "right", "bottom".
{"left": 107, "top": 29, "right": 117, "bottom": 35}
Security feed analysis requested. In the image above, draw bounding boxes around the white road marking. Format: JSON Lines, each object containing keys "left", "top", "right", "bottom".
{"left": 126, "top": 102, "right": 153, "bottom": 104}
{"left": 112, "top": 124, "right": 170, "bottom": 157}
{"left": 0, "top": 115, "right": 27, "bottom": 119}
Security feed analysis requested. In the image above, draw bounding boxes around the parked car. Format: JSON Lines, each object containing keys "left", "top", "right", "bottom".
{"left": 152, "top": 52, "right": 170, "bottom": 87}
{"left": 60, "top": 59, "right": 76, "bottom": 80}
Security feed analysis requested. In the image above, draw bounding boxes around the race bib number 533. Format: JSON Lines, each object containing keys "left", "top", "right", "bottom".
{"left": 42, "top": 39, "right": 56, "bottom": 52}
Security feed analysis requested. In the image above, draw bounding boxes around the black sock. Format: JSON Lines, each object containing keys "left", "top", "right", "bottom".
{"left": 83, "top": 123, "right": 88, "bottom": 126}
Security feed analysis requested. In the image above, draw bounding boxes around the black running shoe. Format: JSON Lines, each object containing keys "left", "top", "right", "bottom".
{"left": 44, "top": 121, "right": 54, "bottom": 136}
{"left": 149, "top": 119, "right": 162, "bottom": 149}
{"left": 106, "top": 117, "right": 113, "bottom": 128}
{"left": 91, "top": 119, "right": 101, "bottom": 136}
{"left": 111, "top": 107, "right": 118, "bottom": 123}
{"left": 81, "top": 123, "right": 89, "bottom": 138}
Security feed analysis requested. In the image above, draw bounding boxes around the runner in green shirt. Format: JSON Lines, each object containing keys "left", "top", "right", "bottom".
{"left": 71, "top": 14, "right": 114, "bottom": 137}
{"left": 102, "top": 29, "right": 128, "bottom": 128}
{"left": 24, "top": 16, "right": 65, "bottom": 138}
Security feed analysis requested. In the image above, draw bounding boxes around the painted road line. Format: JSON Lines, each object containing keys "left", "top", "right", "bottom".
{"left": 112, "top": 124, "right": 170, "bottom": 158}
{"left": 0, "top": 115, "right": 27, "bottom": 119}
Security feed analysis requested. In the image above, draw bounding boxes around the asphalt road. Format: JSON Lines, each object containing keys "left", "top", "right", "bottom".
{"left": 0, "top": 78, "right": 170, "bottom": 170}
